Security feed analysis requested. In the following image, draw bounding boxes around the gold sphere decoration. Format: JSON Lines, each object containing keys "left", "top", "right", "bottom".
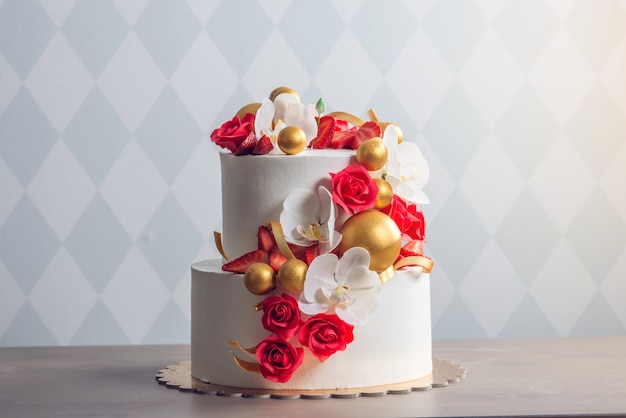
{"left": 338, "top": 210, "right": 401, "bottom": 273}
{"left": 356, "top": 137, "right": 388, "bottom": 171}
{"left": 374, "top": 178, "right": 393, "bottom": 209}
{"left": 269, "top": 86, "right": 300, "bottom": 102}
{"left": 277, "top": 259, "right": 308, "bottom": 292}
{"left": 234, "top": 103, "right": 261, "bottom": 119}
{"left": 244, "top": 262, "right": 276, "bottom": 295}
{"left": 277, "top": 126, "right": 307, "bottom": 155}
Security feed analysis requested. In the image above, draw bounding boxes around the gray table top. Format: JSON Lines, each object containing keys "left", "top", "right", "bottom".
{"left": 1, "top": 336, "right": 625, "bottom": 417}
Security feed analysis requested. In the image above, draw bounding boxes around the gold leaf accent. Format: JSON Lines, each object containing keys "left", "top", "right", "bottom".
{"left": 269, "top": 221, "right": 296, "bottom": 261}
{"left": 228, "top": 340, "right": 257, "bottom": 354}
{"left": 394, "top": 256, "right": 434, "bottom": 274}
{"left": 213, "top": 231, "right": 231, "bottom": 262}
{"left": 232, "top": 354, "right": 262, "bottom": 375}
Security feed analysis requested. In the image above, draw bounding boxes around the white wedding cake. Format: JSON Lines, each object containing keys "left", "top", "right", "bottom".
{"left": 191, "top": 88, "right": 434, "bottom": 392}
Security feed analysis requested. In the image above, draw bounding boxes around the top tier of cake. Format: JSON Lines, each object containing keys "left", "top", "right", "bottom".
{"left": 220, "top": 149, "right": 355, "bottom": 259}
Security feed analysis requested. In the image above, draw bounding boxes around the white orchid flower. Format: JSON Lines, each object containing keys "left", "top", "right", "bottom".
{"left": 298, "top": 247, "right": 382, "bottom": 326}
{"left": 254, "top": 95, "right": 318, "bottom": 154}
{"left": 280, "top": 186, "right": 341, "bottom": 254}
{"left": 382, "top": 125, "right": 430, "bottom": 205}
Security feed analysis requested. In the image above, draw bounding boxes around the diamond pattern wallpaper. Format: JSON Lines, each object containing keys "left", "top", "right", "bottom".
{"left": 1, "top": 0, "right": 625, "bottom": 346}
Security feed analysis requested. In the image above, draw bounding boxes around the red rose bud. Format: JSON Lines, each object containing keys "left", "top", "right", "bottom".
{"left": 298, "top": 313, "right": 354, "bottom": 362}
{"left": 256, "top": 336, "right": 304, "bottom": 383}
{"left": 261, "top": 293, "right": 303, "bottom": 339}
{"left": 330, "top": 164, "right": 378, "bottom": 215}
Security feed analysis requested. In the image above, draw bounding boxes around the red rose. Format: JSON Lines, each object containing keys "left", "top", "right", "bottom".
{"left": 380, "top": 195, "right": 425, "bottom": 241}
{"left": 256, "top": 336, "right": 304, "bottom": 383}
{"left": 330, "top": 164, "right": 378, "bottom": 215}
{"left": 298, "top": 313, "right": 354, "bottom": 362}
{"left": 210, "top": 113, "right": 256, "bottom": 154}
{"left": 261, "top": 293, "right": 302, "bottom": 339}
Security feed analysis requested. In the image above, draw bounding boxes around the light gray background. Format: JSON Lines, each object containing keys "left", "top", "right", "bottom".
{"left": 1, "top": 0, "right": 625, "bottom": 346}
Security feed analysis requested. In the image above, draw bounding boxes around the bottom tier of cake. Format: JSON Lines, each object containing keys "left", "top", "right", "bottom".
{"left": 191, "top": 260, "right": 432, "bottom": 390}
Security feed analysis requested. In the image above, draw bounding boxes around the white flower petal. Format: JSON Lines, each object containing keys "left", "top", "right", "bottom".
{"left": 318, "top": 186, "right": 332, "bottom": 225}
{"left": 302, "top": 253, "right": 338, "bottom": 301}
{"left": 284, "top": 103, "right": 318, "bottom": 140}
{"left": 273, "top": 93, "right": 300, "bottom": 121}
{"left": 255, "top": 99, "right": 275, "bottom": 138}
{"left": 335, "top": 247, "right": 371, "bottom": 284}
{"left": 335, "top": 305, "right": 365, "bottom": 326}
{"left": 298, "top": 300, "right": 331, "bottom": 316}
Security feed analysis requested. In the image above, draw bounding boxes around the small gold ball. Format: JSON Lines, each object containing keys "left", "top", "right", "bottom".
{"left": 277, "top": 126, "right": 307, "bottom": 155}
{"left": 374, "top": 178, "right": 393, "bottom": 209}
{"left": 277, "top": 259, "right": 308, "bottom": 292}
{"left": 244, "top": 263, "right": 276, "bottom": 295}
{"left": 269, "top": 87, "right": 299, "bottom": 102}
{"left": 356, "top": 137, "right": 388, "bottom": 171}
{"left": 234, "top": 103, "right": 261, "bottom": 119}
{"left": 338, "top": 210, "right": 402, "bottom": 273}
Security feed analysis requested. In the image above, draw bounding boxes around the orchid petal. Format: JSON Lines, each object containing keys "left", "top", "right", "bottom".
{"left": 318, "top": 186, "right": 332, "bottom": 225}
{"left": 280, "top": 190, "right": 320, "bottom": 245}
{"left": 397, "top": 142, "right": 429, "bottom": 188}
{"left": 255, "top": 99, "right": 275, "bottom": 138}
{"left": 273, "top": 93, "right": 300, "bottom": 121}
{"left": 298, "top": 300, "right": 331, "bottom": 316}
{"left": 302, "top": 253, "right": 338, "bottom": 301}
{"left": 284, "top": 102, "right": 318, "bottom": 140}
{"left": 335, "top": 247, "right": 371, "bottom": 284}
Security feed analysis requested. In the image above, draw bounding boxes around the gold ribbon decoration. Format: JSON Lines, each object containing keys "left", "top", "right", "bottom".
{"left": 268, "top": 221, "right": 296, "bottom": 261}
{"left": 213, "top": 231, "right": 231, "bottom": 262}
{"left": 378, "top": 255, "right": 434, "bottom": 285}
{"left": 327, "top": 111, "right": 365, "bottom": 127}
{"left": 229, "top": 340, "right": 262, "bottom": 375}
{"left": 229, "top": 340, "right": 257, "bottom": 354}
{"left": 232, "top": 355, "right": 261, "bottom": 374}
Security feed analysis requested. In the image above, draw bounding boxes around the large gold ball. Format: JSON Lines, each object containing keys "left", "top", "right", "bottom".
{"left": 356, "top": 137, "right": 388, "bottom": 171}
{"left": 234, "top": 103, "right": 261, "bottom": 119}
{"left": 277, "top": 259, "right": 308, "bottom": 292}
{"left": 374, "top": 178, "right": 394, "bottom": 209}
{"left": 244, "top": 263, "right": 276, "bottom": 295}
{"left": 277, "top": 126, "right": 307, "bottom": 155}
{"left": 338, "top": 210, "right": 401, "bottom": 273}
{"left": 269, "top": 87, "right": 300, "bottom": 102}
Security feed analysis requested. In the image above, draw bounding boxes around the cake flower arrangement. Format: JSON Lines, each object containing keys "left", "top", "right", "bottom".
{"left": 210, "top": 87, "right": 433, "bottom": 383}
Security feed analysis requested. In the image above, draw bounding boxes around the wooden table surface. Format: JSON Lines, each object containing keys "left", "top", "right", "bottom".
{"left": 1, "top": 337, "right": 625, "bottom": 418}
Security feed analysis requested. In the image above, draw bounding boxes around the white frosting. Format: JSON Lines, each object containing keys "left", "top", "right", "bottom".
{"left": 191, "top": 260, "right": 432, "bottom": 390}
{"left": 220, "top": 149, "right": 355, "bottom": 258}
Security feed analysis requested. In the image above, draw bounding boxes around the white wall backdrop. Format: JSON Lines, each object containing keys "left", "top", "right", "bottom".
{"left": 1, "top": 0, "right": 626, "bottom": 346}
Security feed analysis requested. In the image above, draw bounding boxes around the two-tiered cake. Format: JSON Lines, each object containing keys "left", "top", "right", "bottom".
{"left": 191, "top": 88, "right": 433, "bottom": 392}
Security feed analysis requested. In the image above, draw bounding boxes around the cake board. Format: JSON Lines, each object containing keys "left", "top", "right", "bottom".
{"left": 156, "top": 357, "right": 465, "bottom": 399}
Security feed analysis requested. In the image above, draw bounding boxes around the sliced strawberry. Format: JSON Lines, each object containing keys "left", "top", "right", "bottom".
{"left": 310, "top": 115, "right": 335, "bottom": 149}
{"left": 257, "top": 225, "right": 276, "bottom": 253}
{"left": 234, "top": 132, "right": 257, "bottom": 155}
{"left": 288, "top": 243, "right": 307, "bottom": 263}
{"left": 268, "top": 249, "right": 287, "bottom": 272}
{"left": 252, "top": 135, "right": 274, "bottom": 155}
{"left": 222, "top": 250, "right": 268, "bottom": 273}
{"left": 400, "top": 239, "right": 424, "bottom": 257}
{"left": 305, "top": 243, "right": 320, "bottom": 265}
{"left": 352, "top": 121, "right": 381, "bottom": 149}
{"left": 329, "top": 130, "right": 356, "bottom": 149}
{"left": 334, "top": 118, "right": 350, "bottom": 131}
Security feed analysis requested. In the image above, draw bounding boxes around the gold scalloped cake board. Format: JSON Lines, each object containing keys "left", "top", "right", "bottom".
{"left": 156, "top": 358, "right": 465, "bottom": 399}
